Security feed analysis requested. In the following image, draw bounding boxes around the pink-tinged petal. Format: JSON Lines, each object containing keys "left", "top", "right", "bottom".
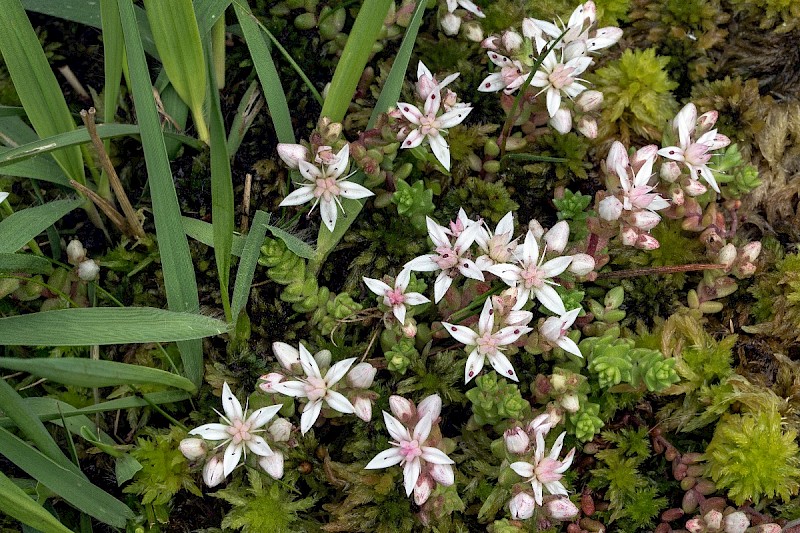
{"left": 222, "top": 383, "right": 243, "bottom": 422}
{"left": 325, "top": 390, "right": 355, "bottom": 414}
{"left": 495, "top": 211, "right": 515, "bottom": 236}
{"left": 298, "top": 159, "right": 322, "bottom": 181}
{"left": 426, "top": 216, "right": 452, "bottom": 248}
{"left": 564, "top": 82, "right": 587, "bottom": 99}
{"left": 464, "top": 349, "right": 485, "bottom": 383}
{"left": 393, "top": 303, "right": 407, "bottom": 325}
{"left": 271, "top": 380, "right": 308, "bottom": 398}
{"left": 276, "top": 143, "right": 309, "bottom": 169}
{"left": 404, "top": 292, "right": 430, "bottom": 305}
{"left": 457, "top": 0, "right": 485, "bottom": 17}
{"left": 488, "top": 352, "right": 519, "bottom": 382}
{"left": 417, "top": 61, "right": 433, "bottom": 81}
{"left": 478, "top": 298, "right": 495, "bottom": 334}
{"left": 550, "top": 432, "right": 566, "bottom": 459}
{"left": 401, "top": 128, "right": 425, "bottom": 150}
{"left": 508, "top": 309, "right": 533, "bottom": 325}
{"left": 404, "top": 458, "right": 421, "bottom": 496}
{"left": 510, "top": 461, "right": 534, "bottom": 478}
{"left": 649, "top": 196, "right": 670, "bottom": 211}
{"left": 696, "top": 129, "right": 716, "bottom": 146}
{"left": 189, "top": 423, "right": 230, "bottom": 441}
{"left": 327, "top": 144, "right": 350, "bottom": 179}
{"left": 395, "top": 268, "right": 411, "bottom": 291}
{"left": 325, "top": 357, "right": 357, "bottom": 386}
{"left": 433, "top": 272, "right": 453, "bottom": 303}
{"left": 534, "top": 284, "right": 567, "bottom": 315}
{"left": 279, "top": 186, "right": 315, "bottom": 207}
{"left": 475, "top": 255, "right": 494, "bottom": 270}
{"left": 339, "top": 181, "right": 374, "bottom": 200}
{"left": 397, "top": 102, "right": 423, "bottom": 125}
{"left": 458, "top": 258, "right": 486, "bottom": 281}
{"left": 634, "top": 157, "right": 656, "bottom": 187}
{"left": 540, "top": 256, "right": 573, "bottom": 278}
{"left": 453, "top": 218, "right": 481, "bottom": 251}
{"left": 404, "top": 254, "right": 440, "bottom": 272}
{"left": 545, "top": 481, "right": 569, "bottom": 497}
{"left": 698, "top": 165, "right": 720, "bottom": 193}
{"left": 546, "top": 87, "right": 562, "bottom": 118}
{"left": 494, "top": 325, "right": 532, "bottom": 345}
{"left": 365, "top": 447, "right": 404, "bottom": 469}
{"left": 558, "top": 448, "right": 576, "bottom": 471}
{"left": 561, "top": 307, "right": 581, "bottom": 328}
{"left": 223, "top": 441, "right": 242, "bottom": 477}
{"left": 298, "top": 343, "right": 321, "bottom": 379}
{"left": 485, "top": 262, "right": 522, "bottom": 283}
{"left": 413, "top": 413, "right": 433, "bottom": 442}
{"left": 487, "top": 52, "right": 512, "bottom": 68}
{"left": 300, "top": 399, "right": 323, "bottom": 434}
{"left": 428, "top": 133, "right": 451, "bottom": 170}
{"left": 442, "top": 322, "right": 478, "bottom": 345}
{"left": 423, "top": 86, "right": 442, "bottom": 116}
{"left": 522, "top": 231, "right": 540, "bottom": 264}
{"left": 363, "top": 277, "right": 391, "bottom": 296}
{"left": 246, "top": 435, "right": 274, "bottom": 457}
{"left": 383, "top": 411, "right": 412, "bottom": 442}
{"left": 438, "top": 106, "right": 472, "bottom": 129}
{"left": 674, "top": 103, "right": 697, "bottom": 148}
{"left": 438, "top": 71, "right": 460, "bottom": 90}
{"left": 566, "top": 57, "right": 592, "bottom": 77}
{"left": 247, "top": 404, "right": 283, "bottom": 429}
{"left": 529, "top": 70, "right": 550, "bottom": 88}
{"left": 658, "top": 146, "right": 685, "bottom": 162}
{"left": 533, "top": 480, "right": 544, "bottom": 506}
{"left": 421, "top": 446, "right": 455, "bottom": 464}
{"left": 478, "top": 73, "right": 506, "bottom": 93}
{"left": 535, "top": 432, "right": 546, "bottom": 463}
{"left": 320, "top": 198, "right": 338, "bottom": 232}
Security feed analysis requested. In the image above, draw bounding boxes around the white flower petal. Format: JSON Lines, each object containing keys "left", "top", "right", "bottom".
{"left": 364, "top": 447, "right": 404, "bottom": 469}
{"left": 478, "top": 298, "right": 494, "bottom": 334}
{"left": 393, "top": 303, "right": 407, "bottom": 324}
{"left": 413, "top": 413, "right": 433, "bottom": 442}
{"left": 320, "top": 198, "right": 338, "bottom": 232}
{"left": 426, "top": 217, "right": 451, "bottom": 248}
{"left": 300, "top": 399, "right": 323, "bottom": 435}
{"left": 383, "top": 411, "right": 412, "bottom": 442}
{"left": 557, "top": 337, "right": 582, "bottom": 358}
{"left": 438, "top": 106, "right": 472, "bottom": 129}
{"left": 522, "top": 231, "right": 540, "bottom": 263}
{"left": 404, "top": 254, "right": 440, "bottom": 272}
{"left": 421, "top": 446, "right": 455, "bottom": 465}
{"left": 279, "top": 186, "right": 315, "bottom": 207}
{"left": 428, "top": 133, "right": 451, "bottom": 170}
{"left": 246, "top": 435, "right": 274, "bottom": 457}
{"left": 494, "top": 325, "right": 531, "bottom": 345}
{"left": 464, "top": 349, "right": 485, "bottom": 383}
{"left": 397, "top": 102, "right": 423, "bottom": 124}
{"left": 327, "top": 144, "right": 350, "bottom": 179}
{"left": 658, "top": 146, "right": 685, "bottom": 162}
{"left": 189, "top": 423, "right": 230, "bottom": 441}
{"left": 458, "top": 258, "right": 486, "bottom": 281}
{"left": 488, "top": 352, "right": 519, "bottom": 382}
{"left": 534, "top": 284, "right": 567, "bottom": 315}
{"left": 298, "top": 343, "right": 321, "bottom": 379}
{"left": 221, "top": 383, "right": 243, "bottom": 422}
{"left": 363, "top": 277, "right": 391, "bottom": 296}
{"left": 442, "top": 322, "right": 478, "bottom": 346}
{"left": 404, "top": 292, "right": 430, "bottom": 305}
{"left": 478, "top": 73, "right": 507, "bottom": 93}
{"left": 339, "top": 180, "right": 374, "bottom": 200}
{"left": 401, "top": 128, "right": 425, "bottom": 149}
{"left": 325, "top": 389, "right": 355, "bottom": 414}
{"left": 540, "top": 255, "right": 573, "bottom": 278}
{"left": 510, "top": 461, "right": 534, "bottom": 478}
{"left": 403, "top": 458, "right": 421, "bottom": 496}
{"left": 223, "top": 441, "right": 243, "bottom": 477}
{"left": 247, "top": 404, "right": 283, "bottom": 429}
{"left": 395, "top": 268, "right": 411, "bottom": 291}
{"left": 271, "top": 380, "right": 308, "bottom": 398}
{"left": 298, "top": 159, "right": 321, "bottom": 181}
{"left": 325, "top": 358, "right": 357, "bottom": 386}
{"left": 433, "top": 272, "right": 453, "bottom": 303}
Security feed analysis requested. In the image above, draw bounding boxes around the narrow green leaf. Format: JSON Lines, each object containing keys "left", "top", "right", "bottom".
{"left": 0, "top": 0, "right": 85, "bottom": 183}
{"left": 143, "top": 0, "right": 209, "bottom": 142}
{"left": 0, "top": 308, "right": 226, "bottom": 347}
{"left": 207, "top": 45, "right": 234, "bottom": 321}
{"left": 0, "top": 471, "right": 73, "bottom": 533}
{"left": 115, "top": 454, "right": 143, "bottom": 485}
{"left": 182, "top": 216, "right": 246, "bottom": 256}
{"left": 231, "top": 210, "right": 270, "bottom": 322}
{"left": 0, "top": 427, "right": 135, "bottom": 528}
{"left": 0, "top": 106, "right": 26, "bottom": 117}
{"left": 100, "top": 0, "right": 124, "bottom": 124}
{"left": 195, "top": 0, "right": 232, "bottom": 35}
{"left": 267, "top": 225, "right": 315, "bottom": 260}
{"left": 319, "top": 0, "right": 391, "bottom": 123}
{"left": 0, "top": 148, "right": 67, "bottom": 186}
{"left": 0, "top": 198, "right": 83, "bottom": 254}
{"left": 233, "top": 1, "right": 295, "bottom": 144}
{"left": 21, "top": 398, "right": 115, "bottom": 445}
{"left": 0, "top": 254, "right": 53, "bottom": 274}
{"left": 119, "top": 0, "right": 203, "bottom": 386}
{"left": 227, "top": 80, "right": 262, "bottom": 155}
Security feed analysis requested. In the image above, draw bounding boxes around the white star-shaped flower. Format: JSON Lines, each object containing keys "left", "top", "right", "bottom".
{"left": 442, "top": 297, "right": 532, "bottom": 383}
{"left": 540, "top": 307, "right": 583, "bottom": 358}
{"left": 474, "top": 211, "right": 519, "bottom": 270}
{"left": 271, "top": 343, "right": 357, "bottom": 434}
{"left": 510, "top": 431, "right": 575, "bottom": 506}
{"left": 279, "top": 144, "right": 373, "bottom": 231}
{"left": 189, "top": 382, "right": 283, "bottom": 478}
{"left": 363, "top": 269, "right": 430, "bottom": 324}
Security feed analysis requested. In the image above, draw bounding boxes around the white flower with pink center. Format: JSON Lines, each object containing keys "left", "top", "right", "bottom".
{"left": 474, "top": 211, "right": 519, "bottom": 270}
{"left": 188, "top": 382, "right": 283, "bottom": 479}
{"left": 530, "top": 47, "right": 592, "bottom": 117}
{"left": 510, "top": 431, "right": 575, "bottom": 505}
{"left": 278, "top": 144, "right": 373, "bottom": 231}
{"left": 271, "top": 343, "right": 357, "bottom": 435}
{"left": 364, "top": 411, "right": 454, "bottom": 497}
{"left": 442, "top": 297, "right": 532, "bottom": 383}
{"left": 488, "top": 230, "right": 573, "bottom": 315}
{"left": 540, "top": 307, "right": 582, "bottom": 358}
{"left": 404, "top": 215, "right": 485, "bottom": 303}
{"left": 363, "top": 269, "right": 430, "bottom": 324}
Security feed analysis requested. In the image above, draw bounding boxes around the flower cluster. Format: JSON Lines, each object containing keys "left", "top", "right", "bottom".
{"left": 478, "top": 1, "right": 621, "bottom": 136}
{"left": 180, "top": 382, "right": 292, "bottom": 487}
{"left": 66, "top": 239, "right": 101, "bottom": 282}
{"left": 263, "top": 342, "right": 377, "bottom": 434}
{"left": 392, "top": 62, "right": 473, "bottom": 171}
{"left": 365, "top": 394, "right": 455, "bottom": 505}
{"left": 439, "top": 0, "right": 485, "bottom": 37}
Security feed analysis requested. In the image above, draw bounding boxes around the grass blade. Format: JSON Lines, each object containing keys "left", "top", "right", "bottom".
{"left": 0, "top": 198, "right": 83, "bottom": 254}
{"left": 0, "top": 254, "right": 53, "bottom": 274}
{"left": 267, "top": 224, "right": 315, "bottom": 260}
{"left": 0, "top": 357, "right": 197, "bottom": 393}
{"left": 0, "top": 307, "right": 227, "bottom": 346}
{"left": 182, "top": 216, "right": 246, "bottom": 256}
{"left": 231, "top": 210, "right": 270, "bottom": 322}
{"left": 0, "top": 150, "right": 66, "bottom": 185}
{"left": 143, "top": 0, "right": 209, "bottom": 142}
{"left": 100, "top": 0, "right": 124, "bottom": 124}
{"left": 0, "top": 470, "right": 73, "bottom": 533}
{"left": 119, "top": 0, "right": 203, "bottom": 386}
{"left": 207, "top": 45, "right": 235, "bottom": 322}
{"left": 233, "top": 1, "right": 296, "bottom": 144}
{"left": 0, "top": 427, "right": 134, "bottom": 528}
{"left": 0, "top": 0, "right": 85, "bottom": 184}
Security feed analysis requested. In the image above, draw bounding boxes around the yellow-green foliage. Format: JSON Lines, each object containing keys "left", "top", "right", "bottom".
{"left": 747, "top": 252, "right": 800, "bottom": 343}
{"left": 729, "top": 0, "right": 800, "bottom": 32}
{"left": 705, "top": 410, "right": 800, "bottom": 505}
{"left": 591, "top": 48, "right": 678, "bottom": 141}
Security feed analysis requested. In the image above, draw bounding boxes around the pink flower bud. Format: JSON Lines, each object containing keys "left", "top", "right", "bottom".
{"left": 696, "top": 110, "right": 718, "bottom": 130}
{"left": 353, "top": 396, "right": 373, "bottom": 422}
{"left": 347, "top": 362, "right": 377, "bottom": 389}
{"left": 685, "top": 518, "right": 705, "bottom": 533}
{"left": 703, "top": 509, "right": 723, "bottom": 530}
{"left": 670, "top": 185, "right": 685, "bottom": 205}
{"left": 528, "top": 219, "right": 545, "bottom": 239}
{"left": 540, "top": 316, "right": 564, "bottom": 344}
{"left": 414, "top": 475, "right": 435, "bottom": 505}
{"left": 708, "top": 134, "right": 730, "bottom": 150}
{"left": 635, "top": 233, "right": 660, "bottom": 250}
{"left": 203, "top": 455, "right": 225, "bottom": 487}
{"left": 463, "top": 23, "right": 484, "bottom": 43}
{"left": 549, "top": 108, "right": 572, "bottom": 134}
{"left": 723, "top": 511, "right": 749, "bottom": 533}
{"left": 736, "top": 262, "right": 756, "bottom": 277}
{"left": 544, "top": 497, "right": 579, "bottom": 520}
{"left": 273, "top": 342, "right": 300, "bottom": 370}
{"left": 417, "top": 394, "right": 442, "bottom": 422}
{"left": 544, "top": 221, "right": 570, "bottom": 253}
{"left": 718, "top": 244, "right": 737, "bottom": 268}
{"left": 741, "top": 241, "right": 761, "bottom": 262}
{"left": 576, "top": 117, "right": 598, "bottom": 139}
{"left": 510, "top": 491, "right": 537, "bottom": 519}
{"left": 620, "top": 226, "right": 638, "bottom": 246}
{"left": 269, "top": 418, "right": 293, "bottom": 442}
{"left": 440, "top": 12, "right": 461, "bottom": 36}
{"left": 259, "top": 451, "right": 285, "bottom": 480}
{"left": 179, "top": 438, "right": 207, "bottom": 461}
{"left": 607, "top": 141, "right": 629, "bottom": 177}
{"left": 78, "top": 259, "right": 100, "bottom": 281}
{"left": 598, "top": 196, "right": 623, "bottom": 221}
{"left": 481, "top": 35, "right": 499, "bottom": 50}
{"left": 683, "top": 178, "right": 708, "bottom": 197}
{"left": 560, "top": 393, "right": 580, "bottom": 413}
{"left": 259, "top": 372, "right": 285, "bottom": 393}
{"left": 66, "top": 240, "right": 86, "bottom": 264}
{"left": 575, "top": 90, "right": 603, "bottom": 112}
{"left": 430, "top": 463, "right": 455, "bottom": 486}
{"left": 753, "top": 525, "right": 782, "bottom": 533}
{"left": 502, "top": 31, "right": 523, "bottom": 51}
{"left": 568, "top": 253, "right": 596, "bottom": 276}
{"left": 631, "top": 210, "right": 661, "bottom": 231}
{"left": 276, "top": 143, "right": 309, "bottom": 169}
{"left": 389, "top": 395, "right": 415, "bottom": 422}
{"left": 660, "top": 161, "right": 682, "bottom": 182}
{"left": 402, "top": 318, "right": 418, "bottom": 338}
{"left": 632, "top": 145, "right": 658, "bottom": 169}
{"left": 504, "top": 427, "right": 531, "bottom": 454}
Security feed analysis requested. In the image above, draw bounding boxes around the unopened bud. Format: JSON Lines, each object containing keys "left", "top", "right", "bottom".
{"left": 561, "top": 393, "right": 580, "bottom": 413}
{"left": 259, "top": 372, "right": 284, "bottom": 393}
{"left": 670, "top": 184, "right": 685, "bottom": 205}
{"left": 635, "top": 233, "right": 660, "bottom": 250}
{"left": 723, "top": 511, "right": 749, "bottom": 533}
{"left": 718, "top": 244, "right": 737, "bottom": 268}
{"left": 544, "top": 221, "right": 570, "bottom": 253}
{"left": 429, "top": 463, "right": 455, "bottom": 486}
{"left": 660, "top": 161, "right": 682, "bottom": 182}
{"left": 501, "top": 31, "right": 523, "bottom": 51}
{"left": 78, "top": 259, "right": 100, "bottom": 281}
{"left": 528, "top": 219, "right": 545, "bottom": 239}
{"left": 631, "top": 145, "right": 658, "bottom": 169}
{"left": 576, "top": 90, "right": 603, "bottom": 112}
{"left": 414, "top": 475, "right": 434, "bottom": 505}
{"left": 417, "top": 394, "right": 442, "bottom": 422}
{"left": 620, "top": 226, "right": 638, "bottom": 246}
{"left": 402, "top": 318, "right": 418, "bottom": 338}
{"left": 202, "top": 455, "right": 225, "bottom": 487}
{"left": 276, "top": 143, "right": 309, "bottom": 169}
{"left": 389, "top": 395, "right": 415, "bottom": 422}
{"left": 685, "top": 517, "right": 704, "bottom": 533}
{"left": 179, "top": 438, "right": 207, "bottom": 460}
{"left": 607, "top": 141, "right": 629, "bottom": 176}
{"left": 347, "top": 362, "right": 377, "bottom": 389}
{"left": 440, "top": 12, "right": 461, "bottom": 36}
{"left": 353, "top": 396, "right": 373, "bottom": 422}
{"left": 683, "top": 178, "right": 708, "bottom": 197}
{"left": 741, "top": 241, "right": 761, "bottom": 262}
{"left": 703, "top": 509, "right": 723, "bottom": 530}
{"left": 598, "top": 195, "right": 623, "bottom": 221}
{"left": 269, "top": 418, "right": 293, "bottom": 442}
{"left": 631, "top": 210, "right": 661, "bottom": 231}
{"left": 504, "top": 426, "right": 530, "bottom": 454}
{"left": 258, "top": 451, "right": 285, "bottom": 479}
{"left": 577, "top": 117, "right": 598, "bottom": 139}
{"left": 696, "top": 110, "right": 718, "bottom": 131}
{"left": 549, "top": 108, "right": 572, "bottom": 134}
{"left": 463, "top": 22, "right": 483, "bottom": 42}
{"left": 273, "top": 342, "right": 300, "bottom": 370}
{"left": 545, "top": 497, "right": 580, "bottom": 520}
{"left": 510, "top": 491, "right": 537, "bottom": 519}
{"left": 569, "top": 253, "right": 595, "bottom": 276}
{"left": 481, "top": 36, "right": 499, "bottom": 50}
{"left": 66, "top": 240, "right": 86, "bottom": 264}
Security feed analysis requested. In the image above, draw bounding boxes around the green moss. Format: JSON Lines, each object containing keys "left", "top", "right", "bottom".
{"left": 442, "top": 176, "right": 519, "bottom": 224}
{"left": 747, "top": 252, "right": 800, "bottom": 342}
